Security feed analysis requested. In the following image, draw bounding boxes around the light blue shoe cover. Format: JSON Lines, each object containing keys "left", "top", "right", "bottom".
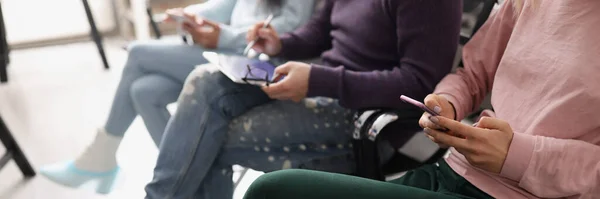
{"left": 40, "top": 161, "right": 119, "bottom": 194}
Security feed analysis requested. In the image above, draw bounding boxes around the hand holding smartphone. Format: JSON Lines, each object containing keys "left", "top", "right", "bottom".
{"left": 400, "top": 95, "right": 440, "bottom": 116}
{"left": 167, "top": 12, "right": 217, "bottom": 31}
{"left": 400, "top": 95, "right": 451, "bottom": 133}
{"left": 164, "top": 9, "right": 193, "bottom": 23}
{"left": 169, "top": 13, "right": 190, "bottom": 23}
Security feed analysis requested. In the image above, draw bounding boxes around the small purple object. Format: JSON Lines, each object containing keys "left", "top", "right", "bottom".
{"left": 400, "top": 95, "right": 440, "bottom": 116}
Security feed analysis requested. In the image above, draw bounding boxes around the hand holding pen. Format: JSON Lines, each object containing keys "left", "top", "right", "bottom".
{"left": 246, "top": 14, "right": 282, "bottom": 56}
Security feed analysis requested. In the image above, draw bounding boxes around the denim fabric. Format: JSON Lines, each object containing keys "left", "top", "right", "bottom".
{"left": 103, "top": 40, "right": 233, "bottom": 145}
{"left": 145, "top": 68, "right": 356, "bottom": 199}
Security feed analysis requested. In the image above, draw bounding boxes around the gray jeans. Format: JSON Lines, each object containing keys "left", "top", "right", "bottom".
{"left": 103, "top": 40, "right": 234, "bottom": 145}
{"left": 145, "top": 68, "right": 355, "bottom": 199}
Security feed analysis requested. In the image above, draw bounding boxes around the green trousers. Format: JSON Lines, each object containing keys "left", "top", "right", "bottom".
{"left": 243, "top": 160, "right": 493, "bottom": 199}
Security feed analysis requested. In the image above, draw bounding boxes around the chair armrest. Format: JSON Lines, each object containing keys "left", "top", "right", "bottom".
{"left": 366, "top": 112, "right": 399, "bottom": 141}
{"left": 352, "top": 110, "right": 379, "bottom": 140}
{"left": 352, "top": 109, "right": 445, "bottom": 180}
{"left": 353, "top": 109, "right": 421, "bottom": 143}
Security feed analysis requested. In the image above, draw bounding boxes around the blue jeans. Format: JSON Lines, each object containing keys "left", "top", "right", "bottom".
{"left": 104, "top": 41, "right": 231, "bottom": 145}
{"left": 145, "top": 68, "right": 356, "bottom": 199}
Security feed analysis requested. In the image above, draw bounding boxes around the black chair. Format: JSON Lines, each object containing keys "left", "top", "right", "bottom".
{"left": 142, "top": 0, "right": 169, "bottom": 40}
{"left": 146, "top": 2, "right": 163, "bottom": 39}
{"left": 121, "top": 1, "right": 185, "bottom": 49}
{"left": 0, "top": 2, "right": 9, "bottom": 83}
{"left": 0, "top": 114, "right": 35, "bottom": 178}
{"left": 0, "top": 0, "right": 111, "bottom": 83}
{"left": 81, "top": 0, "right": 110, "bottom": 70}
{"left": 460, "top": 0, "right": 497, "bottom": 45}
{"left": 352, "top": 0, "right": 498, "bottom": 181}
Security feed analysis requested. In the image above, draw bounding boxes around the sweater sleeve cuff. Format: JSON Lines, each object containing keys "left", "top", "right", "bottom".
{"left": 499, "top": 132, "right": 535, "bottom": 181}
{"left": 217, "top": 25, "right": 240, "bottom": 50}
{"left": 277, "top": 33, "right": 295, "bottom": 58}
{"left": 306, "top": 64, "right": 341, "bottom": 98}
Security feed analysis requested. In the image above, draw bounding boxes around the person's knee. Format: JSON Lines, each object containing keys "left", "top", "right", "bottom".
{"left": 126, "top": 41, "right": 154, "bottom": 59}
{"left": 184, "top": 64, "right": 219, "bottom": 85}
{"left": 130, "top": 78, "right": 162, "bottom": 105}
{"left": 186, "top": 66, "right": 211, "bottom": 85}
{"left": 245, "top": 169, "right": 305, "bottom": 198}
{"left": 123, "top": 42, "right": 157, "bottom": 73}
{"left": 179, "top": 66, "right": 219, "bottom": 100}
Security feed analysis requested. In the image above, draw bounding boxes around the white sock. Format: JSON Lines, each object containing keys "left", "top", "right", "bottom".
{"left": 74, "top": 128, "right": 123, "bottom": 172}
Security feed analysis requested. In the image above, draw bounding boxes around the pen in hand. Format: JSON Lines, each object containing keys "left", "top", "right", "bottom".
{"left": 244, "top": 14, "right": 274, "bottom": 56}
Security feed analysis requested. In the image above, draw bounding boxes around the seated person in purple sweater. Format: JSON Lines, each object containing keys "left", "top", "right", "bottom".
{"left": 144, "top": 0, "right": 462, "bottom": 198}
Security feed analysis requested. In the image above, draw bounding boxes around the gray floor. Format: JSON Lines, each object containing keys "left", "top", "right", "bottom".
{"left": 0, "top": 41, "right": 262, "bottom": 199}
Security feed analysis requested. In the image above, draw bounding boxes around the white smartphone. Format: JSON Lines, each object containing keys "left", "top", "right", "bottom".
{"left": 166, "top": 13, "right": 193, "bottom": 24}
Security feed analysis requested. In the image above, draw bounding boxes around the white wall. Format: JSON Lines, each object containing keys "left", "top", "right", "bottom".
{"left": 3, "top": 0, "right": 115, "bottom": 44}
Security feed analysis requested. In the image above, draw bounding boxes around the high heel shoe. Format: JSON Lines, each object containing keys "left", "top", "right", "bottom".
{"left": 40, "top": 161, "right": 120, "bottom": 194}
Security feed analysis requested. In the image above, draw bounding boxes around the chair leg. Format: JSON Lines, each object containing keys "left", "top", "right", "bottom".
{"left": 0, "top": 116, "right": 35, "bottom": 177}
{"left": 233, "top": 168, "right": 249, "bottom": 190}
{"left": 352, "top": 139, "right": 384, "bottom": 181}
{"left": 81, "top": 0, "right": 110, "bottom": 69}
{"left": 146, "top": 7, "right": 162, "bottom": 39}
{"left": 0, "top": 2, "right": 9, "bottom": 83}
{"left": 0, "top": 61, "right": 7, "bottom": 83}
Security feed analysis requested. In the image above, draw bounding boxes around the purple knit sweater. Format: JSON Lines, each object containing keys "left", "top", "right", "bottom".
{"left": 279, "top": 0, "right": 462, "bottom": 109}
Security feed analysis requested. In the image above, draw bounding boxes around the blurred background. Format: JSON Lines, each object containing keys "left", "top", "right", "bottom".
{"left": 0, "top": 0, "right": 263, "bottom": 198}
{"left": 6, "top": 0, "right": 194, "bottom": 46}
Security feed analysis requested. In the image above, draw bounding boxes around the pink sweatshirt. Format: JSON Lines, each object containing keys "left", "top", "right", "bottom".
{"left": 435, "top": 0, "right": 600, "bottom": 198}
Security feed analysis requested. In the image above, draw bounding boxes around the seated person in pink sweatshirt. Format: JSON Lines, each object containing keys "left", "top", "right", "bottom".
{"left": 242, "top": 0, "right": 600, "bottom": 198}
